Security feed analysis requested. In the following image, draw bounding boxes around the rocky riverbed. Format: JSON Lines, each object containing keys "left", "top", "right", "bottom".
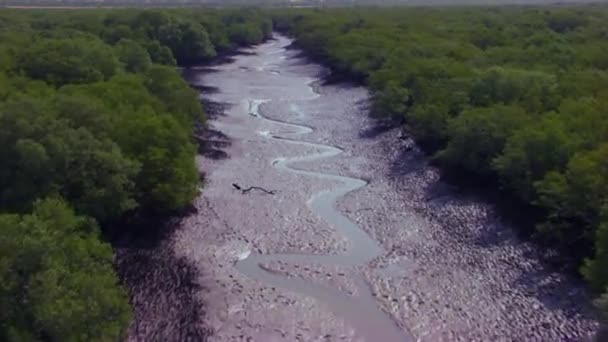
{"left": 169, "top": 35, "right": 598, "bottom": 341}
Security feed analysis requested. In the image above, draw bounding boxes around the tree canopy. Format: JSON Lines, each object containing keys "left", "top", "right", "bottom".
{"left": 273, "top": 5, "right": 608, "bottom": 314}
{"left": 0, "top": 8, "right": 271, "bottom": 341}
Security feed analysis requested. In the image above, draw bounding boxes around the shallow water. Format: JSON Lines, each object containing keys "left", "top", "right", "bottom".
{"left": 232, "top": 37, "right": 411, "bottom": 342}
{"left": 187, "top": 33, "right": 598, "bottom": 341}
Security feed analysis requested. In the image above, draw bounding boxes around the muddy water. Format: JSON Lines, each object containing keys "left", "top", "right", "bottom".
{"left": 184, "top": 34, "right": 598, "bottom": 341}
{"left": 229, "top": 38, "right": 410, "bottom": 341}
{"left": 236, "top": 93, "right": 407, "bottom": 340}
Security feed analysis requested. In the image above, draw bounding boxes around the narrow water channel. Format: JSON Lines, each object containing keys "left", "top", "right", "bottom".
{"left": 186, "top": 33, "right": 597, "bottom": 341}
{"left": 234, "top": 38, "right": 412, "bottom": 342}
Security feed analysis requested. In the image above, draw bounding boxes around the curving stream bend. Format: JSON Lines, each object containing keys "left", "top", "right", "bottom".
{"left": 233, "top": 39, "right": 412, "bottom": 342}
{"left": 185, "top": 32, "right": 599, "bottom": 341}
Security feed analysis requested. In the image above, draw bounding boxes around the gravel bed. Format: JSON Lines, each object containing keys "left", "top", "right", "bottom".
{"left": 168, "top": 35, "right": 599, "bottom": 341}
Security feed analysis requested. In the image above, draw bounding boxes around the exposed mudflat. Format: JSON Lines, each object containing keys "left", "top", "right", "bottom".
{"left": 177, "top": 36, "right": 598, "bottom": 341}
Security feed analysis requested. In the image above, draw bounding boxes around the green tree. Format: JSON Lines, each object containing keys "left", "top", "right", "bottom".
{"left": 228, "top": 23, "right": 264, "bottom": 46}
{"left": 273, "top": 4, "right": 608, "bottom": 303}
{"left": 157, "top": 20, "right": 216, "bottom": 64}
{"left": 0, "top": 198, "right": 131, "bottom": 342}
{"left": 0, "top": 97, "right": 139, "bottom": 221}
{"left": 583, "top": 207, "right": 608, "bottom": 293}
{"left": 0, "top": 8, "right": 277, "bottom": 342}
{"left": 536, "top": 145, "right": 608, "bottom": 250}
{"left": 371, "top": 81, "right": 411, "bottom": 119}
{"left": 18, "top": 38, "right": 119, "bottom": 87}
{"left": 436, "top": 105, "right": 528, "bottom": 176}
{"left": 145, "top": 40, "right": 176, "bottom": 66}
{"left": 493, "top": 114, "right": 579, "bottom": 201}
{"left": 469, "top": 67, "right": 558, "bottom": 113}
{"left": 101, "top": 24, "right": 134, "bottom": 45}
{"left": 409, "top": 104, "right": 451, "bottom": 149}
{"left": 114, "top": 39, "right": 152, "bottom": 73}
{"left": 142, "top": 65, "right": 203, "bottom": 126}
{"left": 546, "top": 10, "right": 588, "bottom": 33}
{"left": 112, "top": 107, "right": 198, "bottom": 212}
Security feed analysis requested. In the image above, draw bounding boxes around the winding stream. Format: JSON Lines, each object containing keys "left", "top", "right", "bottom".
{"left": 188, "top": 32, "right": 599, "bottom": 340}
{"left": 233, "top": 41, "right": 412, "bottom": 341}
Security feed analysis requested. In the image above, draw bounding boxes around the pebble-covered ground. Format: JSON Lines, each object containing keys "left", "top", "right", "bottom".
{"left": 171, "top": 35, "right": 598, "bottom": 341}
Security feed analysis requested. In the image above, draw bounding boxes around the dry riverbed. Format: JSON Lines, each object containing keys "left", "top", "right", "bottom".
{"left": 172, "top": 36, "right": 598, "bottom": 341}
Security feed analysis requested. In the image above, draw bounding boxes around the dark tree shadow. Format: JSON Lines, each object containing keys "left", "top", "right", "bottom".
{"left": 320, "top": 72, "right": 363, "bottom": 87}
{"left": 189, "top": 84, "right": 219, "bottom": 94}
{"left": 201, "top": 99, "right": 231, "bottom": 119}
{"left": 235, "top": 49, "right": 257, "bottom": 56}
{"left": 110, "top": 204, "right": 197, "bottom": 250}
{"left": 511, "top": 263, "right": 596, "bottom": 318}
{"left": 389, "top": 144, "right": 427, "bottom": 178}
{"left": 382, "top": 120, "right": 598, "bottom": 324}
{"left": 111, "top": 207, "right": 212, "bottom": 341}
{"left": 197, "top": 144, "right": 229, "bottom": 160}
{"left": 194, "top": 128, "right": 231, "bottom": 161}
{"left": 358, "top": 120, "right": 397, "bottom": 139}
{"left": 183, "top": 48, "right": 258, "bottom": 69}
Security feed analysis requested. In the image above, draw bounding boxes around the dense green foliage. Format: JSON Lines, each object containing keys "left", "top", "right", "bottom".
{"left": 274, "top": 6, "right": 608, "bottom": 307}
{"left": 0, "top": 198, "right": 131, "bottom": 342}
{"left": 0, "top": 8, "right": 271, "bottom": 341}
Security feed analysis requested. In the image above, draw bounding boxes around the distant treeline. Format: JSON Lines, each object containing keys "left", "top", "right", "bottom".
{"left": 2, "top": 0, "right": 605, "bottom": 7}
{"left": 0, "top": 8, "right": 270, "bottom": 341}
{"left": 273, "top": 6, "right": 608, "bottom": 313}
{"left": 0, "top": 0, "right": 298, "bottom": 8}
